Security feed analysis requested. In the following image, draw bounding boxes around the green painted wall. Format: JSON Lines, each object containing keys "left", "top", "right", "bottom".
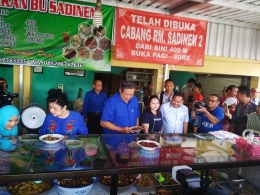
{"left": 169, "top": 71, "right": 196, "bottom": 91}
{"left": 0, "top": 65, "right": 14, "bottom": 93}
{"left": 32, "top": 66, "right": 127, "bottom": 109}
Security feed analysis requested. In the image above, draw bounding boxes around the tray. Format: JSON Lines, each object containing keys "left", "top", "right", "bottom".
{"left": 236, "top": 137, "right": 260, "bottom": 156}
{"left": 135, "top": 173, "right": 161, "bottom": 192}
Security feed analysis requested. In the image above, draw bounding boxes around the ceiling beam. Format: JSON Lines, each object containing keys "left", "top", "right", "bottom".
{"left": 76, "top": 0, "right": 171, "bottom": 14}
{"left": 208, "top": 0, "right": 260, "bottom": 14}
{"left": 175, "top": 12, "right": 260, "bottom": 29}
{"left": 170, "top": 1, "right": 204, "bottom": 14}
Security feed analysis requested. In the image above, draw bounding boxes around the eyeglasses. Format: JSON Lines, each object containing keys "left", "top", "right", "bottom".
{"left": 207, "top": 99, "right": 218, "bottom": 103}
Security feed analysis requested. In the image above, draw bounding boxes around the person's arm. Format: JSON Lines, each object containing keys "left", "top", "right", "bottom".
{"left": 100, "top": 121, "right": 132, "bottom": 134}
{"left": 142, "top": 123, "right": 149, "bottom": 134}
{"left": 82, "top": 92, "right": 90, "bottom": 123}
{"left": 183, "top": 122, "right": 188, "bottom": 133}
{"left": 136, "top": 117, "right": 140, "bottom": 126}
{"left": 183, "top": 91, "right": 188, "bottom": 105}
{"left": 77, "top": 113, "right": 89, "bottom": 134}
{"left": 196, "top": 107, "right": 220, "bottom": 124}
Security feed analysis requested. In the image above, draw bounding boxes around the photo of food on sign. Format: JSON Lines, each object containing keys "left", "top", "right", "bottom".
{"left": 62, "top": 0, "right": 111, "bottom": 63}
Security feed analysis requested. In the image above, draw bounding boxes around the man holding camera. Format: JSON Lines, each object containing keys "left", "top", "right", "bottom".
{"left": 191, "top": 94, "right": 224, "bottom": 133}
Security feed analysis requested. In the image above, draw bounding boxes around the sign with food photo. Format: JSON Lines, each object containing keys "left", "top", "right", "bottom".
{"left": 115, "top": 7, "right": 208, "bottom": 66}
{"left": 0, "top": 0, "right": 114, "bottom": 71}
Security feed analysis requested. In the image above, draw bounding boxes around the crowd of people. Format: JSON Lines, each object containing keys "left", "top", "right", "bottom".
{"left": 1, "top": 77, "right": 260, "bottom": 138}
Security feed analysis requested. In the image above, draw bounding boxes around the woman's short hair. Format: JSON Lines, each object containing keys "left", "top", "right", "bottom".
{"left": 47, "top": 92, "right": 67, "bottom": 107}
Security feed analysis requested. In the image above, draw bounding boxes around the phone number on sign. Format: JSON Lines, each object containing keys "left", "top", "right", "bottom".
{"left": 0, "top": 58, "right": 27, "bottom": 65}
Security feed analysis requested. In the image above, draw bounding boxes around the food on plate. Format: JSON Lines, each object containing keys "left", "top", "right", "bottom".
{"left": 57, "top": 178, "right": 94, "bottom": 188}
{"left": 135, "top": 173, "right": 159, "bottom": 187}
{"left": 138, "top": 141, "right": 158, "bottom": 148}
{"left": 99, "top": 174, "right": 135, "bottom": 187}
{"left": 63, "top": 46, "right": 76, "bottom": 60}
{"left": 43, "top": 135, "right": 59, "bottom": 141}
{"left": 77, "top": 47, "right": 90, "bottom": 61}
{"left": 8, "top": 180, "right": 53, "bottom": 195}
{"left": 93, "top": 26, "right": 105, "bottom": 38}
{"left": 131, "top": 126, "right": 143, "bottom": 131}
{"left": 71, "top": 34, "right": 83, "bottom": 49}
{"left": 65, "top": 140, "right": 81, "bottom": 145}
{"left": 92, "top": 49, "right": 104, "bottom": 61}
{"left": 85, "top": 36, "right": 97, "bottom": 50}
{"left": 78, "top": 23, "right": 92, "bottom": 37}
{"left": 99, "top": 37, "right": 111, "bottom": 51}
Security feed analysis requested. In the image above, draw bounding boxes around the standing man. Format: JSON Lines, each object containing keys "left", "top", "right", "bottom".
{"left": 157, "top": 79, "right": 175, "bottom": 105}
{"left": 191, "top": 94, "right": 224, "bottom": 133}
{"left": 225, "top": 85, "right": 257, "bottom": 135}
{"left": 100, "top": 81, "right": 140, "bottom": 134}
{"left": 160, "top": 92, "right": 189, "bottom": 133}
{"left": 220, "top": 85, "right": 238, "bottom": 106}
{"left": 250, "top": 88, "right": 260, "bottom": 105}
{"left": 82, "top": 79, "right": 107, "bottom": 134}
{"left": 181, "top": 78, "right": 196, "bottom": 106}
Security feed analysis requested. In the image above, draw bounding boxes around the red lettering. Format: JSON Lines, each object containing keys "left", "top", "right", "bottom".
{"left": 0, "top": 0, "right": 28, "bottom": 9}
{"left": 30, "top": 0, "right": 48, "bottom": 12}
{"left": 48, "top": 1, "right": 56, "bottom": 14}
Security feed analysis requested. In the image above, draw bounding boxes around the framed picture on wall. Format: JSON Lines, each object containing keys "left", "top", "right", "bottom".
{"left": 64, "top": 68, "right": 85, "bottom": 77}
{"left": 33, "top": 66, "right": 43, "bottom": 74}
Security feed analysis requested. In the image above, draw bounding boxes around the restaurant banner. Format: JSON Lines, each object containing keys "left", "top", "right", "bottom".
{"left": 115, "top": 8, "right": 208, "bottom": 66}
{"left": 0, "top": 0, "right": 114, "bottom": 71}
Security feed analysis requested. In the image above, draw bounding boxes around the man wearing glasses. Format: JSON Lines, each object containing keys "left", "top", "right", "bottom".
{"left": 191, "top": 94, "right": 224, "bottom": 133}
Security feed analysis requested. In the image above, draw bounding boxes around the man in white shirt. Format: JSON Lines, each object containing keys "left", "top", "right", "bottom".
{"left": 160, "top": 91, "right": 189, "bottom": 133}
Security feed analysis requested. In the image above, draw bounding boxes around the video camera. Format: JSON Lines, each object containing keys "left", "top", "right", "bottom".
{"left": 0, "top": 82, "right": 19, "bottom": 108}
{"left": 194, "top": 101, "right": 207, "bottom": 109}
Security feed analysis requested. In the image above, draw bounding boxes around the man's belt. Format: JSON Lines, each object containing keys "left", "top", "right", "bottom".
{"left": 88, "top": 112, "right": 102, "bottom": 115}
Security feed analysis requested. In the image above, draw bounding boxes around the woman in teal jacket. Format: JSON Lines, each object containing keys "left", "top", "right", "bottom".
{"left": 0, "top": 105, "right": 20, "bottom": 136}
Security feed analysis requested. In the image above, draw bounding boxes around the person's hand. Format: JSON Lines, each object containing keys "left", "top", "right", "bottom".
{"left": 196, "top": 105, "right": 207, "bottom": 113}
{"left": 224, "top": 107, "right": 232, "bottom": 119}
{"left": 122, "top": 127, "right": 132, "bottom": 134}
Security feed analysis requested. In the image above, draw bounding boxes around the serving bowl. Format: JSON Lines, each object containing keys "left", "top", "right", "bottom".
{"left": 137, "top": 140, "right": 161, "bottom": 151}
{"left": 54, "top": 166, "right": 95, "bottom": 195}
{"left": 64, "top": 139, "right": 83, "bottom": 149}
{"left": 98, "top": 175, "right": 135, "bottom": 193}
{"left": 39, "top": 134, "right": 64, "bottom": 144}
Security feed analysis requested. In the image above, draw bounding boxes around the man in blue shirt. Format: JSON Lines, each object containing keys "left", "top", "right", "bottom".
{"left": 191, "top": 94, "right": 224, "bottom": 133}
{"left": 82, "top": 79, "right": 107, "bottom": 134}
{"left": 101, "top": 81, "right": 140, "bottom": 134}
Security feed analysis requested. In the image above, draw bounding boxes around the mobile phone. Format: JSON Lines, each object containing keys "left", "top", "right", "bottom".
{"left": 223, "top": 103, "right": 228, "bottom": 112}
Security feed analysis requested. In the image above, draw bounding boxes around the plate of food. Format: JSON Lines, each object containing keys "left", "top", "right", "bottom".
{"left": 64, "top": 139, "right": 83, "bottom": 148}
{"left": 130, "top": 126, "right": 144, "bottom": 133}
{"left": 137, "top": 140, "right": 161, "bottom": 151}
{"left": 39, "top": 134, "right": 64, "bottom": 144}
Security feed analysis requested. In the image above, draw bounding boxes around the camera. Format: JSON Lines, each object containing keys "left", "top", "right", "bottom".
{"left": 194, "top": 101, "right": 206, "bottom": 109}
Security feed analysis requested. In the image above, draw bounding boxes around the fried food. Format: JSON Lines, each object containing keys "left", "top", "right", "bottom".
{"left": 8, "top": 180, "right": 53, "bottom": 195}
{"left": 43, "top": 136, "right": 59, "bottom": 141}
{"left": 57, "top": 178, "right": 94, "bottom": 188}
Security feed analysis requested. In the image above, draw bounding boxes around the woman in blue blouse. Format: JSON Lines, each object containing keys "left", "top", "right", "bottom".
{"left": 141, "top": 95, "right": 163, "bottom": 134}
{"left": 39, "top": 92, "right": 88, "bottom": 135}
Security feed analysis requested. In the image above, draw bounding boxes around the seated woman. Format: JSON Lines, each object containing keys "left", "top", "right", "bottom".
{"left": 0, "top": 105, "right": 20, "bottom": 136}
{"left": 141, "top": 95, "right": 162, "bottom": 134}
{"left": 39, "top": 92, "right": 88, "bottom": 135}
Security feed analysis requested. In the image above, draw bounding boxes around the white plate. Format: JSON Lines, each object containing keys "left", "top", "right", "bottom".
{"left": 39, "top": 134, "right": 64, "bottom": 144}
{"left": 130, "top": 126, "right": 144, "bottom": 133}
{"left": 136, "top": 140, "right": 161, "bottom": 151}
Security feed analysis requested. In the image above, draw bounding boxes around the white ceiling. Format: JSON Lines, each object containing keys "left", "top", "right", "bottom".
{"left": 81, "top": 0, "right": 260, "bottom": 29}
